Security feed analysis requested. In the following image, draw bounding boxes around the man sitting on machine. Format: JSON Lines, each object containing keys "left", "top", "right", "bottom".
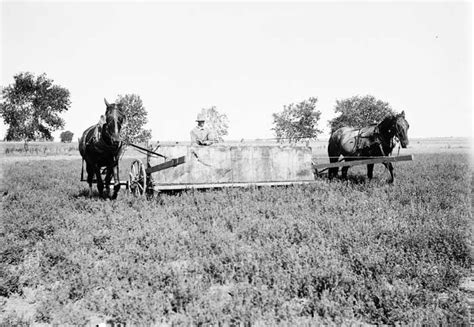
{"left": 190, "top": 113, "right": 214, "bottom": 146}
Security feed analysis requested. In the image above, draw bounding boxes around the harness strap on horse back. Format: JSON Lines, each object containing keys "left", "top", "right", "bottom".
{"left": 355, "top": 125, "right": 384, "bottom": 154}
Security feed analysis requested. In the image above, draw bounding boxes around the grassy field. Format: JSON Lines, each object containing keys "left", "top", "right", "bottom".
{"left": 0, "top": 139, "right": 472, "bottom": 325}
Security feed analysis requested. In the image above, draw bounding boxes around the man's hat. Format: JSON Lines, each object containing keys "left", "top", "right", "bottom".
{"left": 196, "top": 113, "right": 206, "bottom": 122}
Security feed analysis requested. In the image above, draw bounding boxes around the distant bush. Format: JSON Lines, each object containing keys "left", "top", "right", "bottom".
{"left": 0, "top": 153, "right": 472, "bottom": 325}
{"left": 0, "top": 142, "right": 77, "bottom": 156}
{"left": 60, "top": 131, "right": 74, "bottom": 143}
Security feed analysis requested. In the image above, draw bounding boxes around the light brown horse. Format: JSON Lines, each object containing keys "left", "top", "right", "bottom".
{"left": 79, "top": 99, "right": 126, "bottom": 199}
{"left": 328, "top": 111, "right": 409, "bottom": 183}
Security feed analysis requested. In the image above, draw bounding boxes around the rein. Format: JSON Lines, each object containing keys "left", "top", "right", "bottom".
{"left": 98, "top": 128, "right": 123, "bottom": 155}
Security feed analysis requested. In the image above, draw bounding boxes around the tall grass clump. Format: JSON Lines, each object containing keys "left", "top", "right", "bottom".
{"left": 0, "top": 152, "right": 471, "bottom": 325}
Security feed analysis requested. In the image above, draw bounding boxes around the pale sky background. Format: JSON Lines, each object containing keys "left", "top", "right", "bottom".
{"left": 1, "top": 1, "right": 472, "bottom": 142}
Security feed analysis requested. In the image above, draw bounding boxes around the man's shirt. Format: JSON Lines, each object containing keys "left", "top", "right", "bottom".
{"left": 190, "top": 126, "right": 212, "bottom": 145}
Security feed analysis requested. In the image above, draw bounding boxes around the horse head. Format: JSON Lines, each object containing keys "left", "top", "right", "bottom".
{"left": 378, "top": 111, "right": 410, "bottom": 148}
{"left": 394, "top": 111, "right": 409, "bottom": 148}
{"left": 104, "top": 98, "right": 126, "bottom": 145}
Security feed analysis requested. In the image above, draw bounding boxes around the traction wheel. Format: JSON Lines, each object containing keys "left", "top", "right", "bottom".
{"left": 129, "top": 159, "right": 147, "bottom": 196}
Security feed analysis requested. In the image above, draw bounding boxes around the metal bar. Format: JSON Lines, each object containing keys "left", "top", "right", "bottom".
{"left": 128, "top": 143, "right": 167, "bottom": 159}
{"left": 146, "top": 156, "right": 186, "bottom": 174}
{"left": 154, "top": 180, "right": 317, "bottom": 191}
{"left": 313, "top": 155, "right": 414, "bottom": 170}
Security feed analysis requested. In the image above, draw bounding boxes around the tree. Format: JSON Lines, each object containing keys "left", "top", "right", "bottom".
{"left": 272, "top": 97, "right": 322, "bottom": 143}
{"left": 199, "top": 106, "right": 229, "bottom": 142}
{"left": 0, "top": 72, "right": 71, "bottom": 141}
{"left": 329, "top": 95, "right": 396, "bottom": 132}
{"left": 115, "top": 94, "right": 152, "bottom": 144}
{"left": 60, "top": 130, "right": 74, "bottom": 143}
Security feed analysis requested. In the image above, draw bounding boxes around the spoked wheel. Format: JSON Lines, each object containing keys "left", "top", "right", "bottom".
{"left": 129, "top": 159, "right": 147, "bottom": 196}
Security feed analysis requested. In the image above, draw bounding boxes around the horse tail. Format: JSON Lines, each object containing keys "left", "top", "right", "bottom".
{"left": 328, "top": 130, "right": 340, "bottom": 163}
{"left": 78, "top": 135, "right": 85, "bottom": 158}
{"left": 327, "top": 129, "right": 341, "bottom": 178}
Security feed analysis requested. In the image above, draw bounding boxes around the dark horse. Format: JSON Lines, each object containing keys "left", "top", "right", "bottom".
{"left": 79, "top": 99, "right": 126, "bottom": 199}
{"left": 328, "top": 111, "right": 409, "bottom": 183}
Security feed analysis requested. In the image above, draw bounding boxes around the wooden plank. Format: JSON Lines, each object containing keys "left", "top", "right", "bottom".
{"left": 146, "top": 156, "right": 186, "bottom": 174}
{"left": 313, "top": 155, "right": 414, "bottom": 170}
{"left": 154, "top": 180, "right": 317, "bottom": 191}
{"left": 148, "top": 145, "right": 314, "bottom": 184}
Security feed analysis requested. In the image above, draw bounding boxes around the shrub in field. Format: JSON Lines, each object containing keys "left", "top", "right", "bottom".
{"left": 272, "top": 97, "right": 322, "bottom": 143}
{"left": 197, "top": 106, "right": 229, "bottom": 142}
{"left": 60, "top": 131, "right": 74, "bottom": 143}
{"left": 116, "top": 94, "right": 152, "bottom": 145}
{"left": 0, "top": 152, "right": 471, "bottom": 325}
{"left": 328, "top": 94, "right": 396, "bottom": 132}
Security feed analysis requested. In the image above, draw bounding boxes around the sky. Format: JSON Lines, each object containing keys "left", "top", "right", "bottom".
{"left": 1, "top": 1, "right": 472, "bottom": 142}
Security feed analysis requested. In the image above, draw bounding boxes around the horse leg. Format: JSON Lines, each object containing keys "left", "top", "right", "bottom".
{"left": 384, "top": 162, "right": 394, "bottom": 183}
{"left": 94, "top": 165, "right": 105, "bottom": 197}
{"left": 339, "top": 157, "right": 353, "bottom": 180}
{"left": 111, "top": 164, "right": 121, "bottom": 200}
{"left": 327, "top": 141, "right": 339, "bottom": 179}
{"left": 103, "top": 168, "right": 113, "bottom": 199}
{"left": 328, "top": 158, "right": 339, "bottom": 179}
{"left": 328, "top": 168, "right": 338, "bottom": 179}
{"left": 86, "top": 164, "right": 94, "bottom": 197}
{"left": 341, "top": 165, "right": 349, "bottom": 180}
{"left": 367, "top": 164, "right": 374, "bottom": 180}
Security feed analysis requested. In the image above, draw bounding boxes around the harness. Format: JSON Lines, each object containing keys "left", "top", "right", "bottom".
{"left": 83, "top": 124, "right": 123, "bottom": 165}
{"left": 373, "top": 126, "right": 388, "bottom": 156}
{"left": 82, "top": 125, "right": 96, "bottom": 149}
{"left": 354, "top": 125, "right": 394, "bottom": 157}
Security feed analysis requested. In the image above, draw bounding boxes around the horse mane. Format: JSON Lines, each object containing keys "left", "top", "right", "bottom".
{"left": 377, "top": 114, "right": 397, "bottom": 134}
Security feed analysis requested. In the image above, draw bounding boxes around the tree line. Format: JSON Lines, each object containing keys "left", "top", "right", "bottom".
{"left": 0, "top": 72, "right": 398, "bottom": 144}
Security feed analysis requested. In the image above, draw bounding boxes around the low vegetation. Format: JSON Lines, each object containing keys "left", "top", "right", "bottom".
{"left": 0, "top": 150, "right": 471, "bottom": 325}
{"left": 0, "top": 142, "right": 78, "bottom": 156}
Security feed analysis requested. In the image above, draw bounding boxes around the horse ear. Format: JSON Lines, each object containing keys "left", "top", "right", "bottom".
{"left": 104, "top": 98, "right": 110, "bottom": 107}
{"left": 400, "top": 110, "right": 405, "bottom": 117}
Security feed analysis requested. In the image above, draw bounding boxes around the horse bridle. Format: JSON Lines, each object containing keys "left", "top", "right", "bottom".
{"left": 104, "top": 107, "right": 125, "bottom": 145}
{"left": 393, "top": 116, "right": 409, "bottom": 146}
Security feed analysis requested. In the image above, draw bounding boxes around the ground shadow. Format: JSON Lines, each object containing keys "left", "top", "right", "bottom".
{"left": 319, "top": 172, "right": 376, "bottom": 185}
{"left": 71, "top": 188, "right": 118, "bottom": 200}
